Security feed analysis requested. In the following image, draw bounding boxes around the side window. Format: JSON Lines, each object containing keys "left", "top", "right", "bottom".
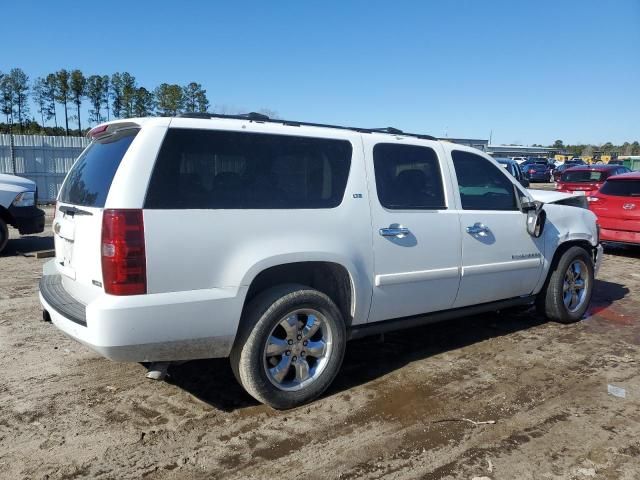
{"left": 145, "top": 129, "right": 352, "bottom": 209}
{"left": 451, "top": 150, "right": 518, "bottom": 211}
{"left": 373, "top": 143, "right": 446, "bottom": 210}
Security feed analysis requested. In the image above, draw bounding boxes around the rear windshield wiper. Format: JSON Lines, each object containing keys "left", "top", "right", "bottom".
{"left": 59, "top": 205, "right": 93, "bottom": 216}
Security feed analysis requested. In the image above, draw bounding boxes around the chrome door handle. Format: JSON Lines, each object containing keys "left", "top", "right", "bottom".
{"left": 379, "top": 226, "right": 410, "bottom": 237}
{"left": 466, "top": 222, "right": 490, "bottom": 235}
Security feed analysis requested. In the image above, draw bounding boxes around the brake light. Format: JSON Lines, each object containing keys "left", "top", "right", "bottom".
{"left": 529, "top": 169, "right": 536, "bottom": 174}
{"left": 89, "top": 124, "right": 109, "bottom": 139}
{"left": 101, "top": 209, "right": 146, "bottom": 295}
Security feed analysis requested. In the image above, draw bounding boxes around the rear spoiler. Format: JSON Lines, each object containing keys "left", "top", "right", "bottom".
{"left": 87, "top": 121, "right": 141, "bottom": 140}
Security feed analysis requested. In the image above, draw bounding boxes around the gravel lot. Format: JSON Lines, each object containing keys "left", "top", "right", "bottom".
{"left": 1, "top": 193, "right": 640, "bottom": 479}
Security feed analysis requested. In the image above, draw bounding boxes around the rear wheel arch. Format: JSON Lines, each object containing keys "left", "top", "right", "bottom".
{"left": 241, "top": 261, "right": 355, "bottom": 330}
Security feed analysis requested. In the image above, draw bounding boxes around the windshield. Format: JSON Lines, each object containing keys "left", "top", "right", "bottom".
{"left": 59, "top": 129, "right": 138, "bottom": 207}
{"left": 561, "top": 170, "right": 604, "bottom": 183}
{"left": 600, "top": 180, "right": 640, "bottom": 197}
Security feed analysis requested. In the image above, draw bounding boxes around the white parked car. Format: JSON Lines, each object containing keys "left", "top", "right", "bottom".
{"left": 40, "top": 114, "right": 603, "bottom": 408}
{"left": 0, "top": 173, "right": 45, "bottom": 253}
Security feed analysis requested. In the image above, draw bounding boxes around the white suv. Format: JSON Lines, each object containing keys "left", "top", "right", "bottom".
{"left": 40, "top": 114, "right": 603, "bottom": 408}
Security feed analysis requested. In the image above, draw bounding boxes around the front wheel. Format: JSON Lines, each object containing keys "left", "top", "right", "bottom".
{"left": 230, "top": 284, "right": 346, "bottom": 409}
{"left": 537, "top": 246, "right": 594, "bottom": 323}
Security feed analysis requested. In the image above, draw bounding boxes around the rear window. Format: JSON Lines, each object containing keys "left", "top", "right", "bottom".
{"left": 145, "top": 129, "right": 352, "bottom": 209}
{"left": 600, "top": 180, "right": 640, "bottom": 197}
{"left": 59, "top": 129, "right": 138, "bottom": 207}
{"left": 562, "top": 170, "right": 604, "bottom": 183}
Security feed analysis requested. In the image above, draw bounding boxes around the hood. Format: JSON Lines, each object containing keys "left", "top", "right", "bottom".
{"left": 0, "top": 173, "right": 36, "bottom": 191}
{"left": 527, "top": 189, "right": 584, "bottom": 203}
{"left": 527, "top": 188, "right": 588, "bottom": 209}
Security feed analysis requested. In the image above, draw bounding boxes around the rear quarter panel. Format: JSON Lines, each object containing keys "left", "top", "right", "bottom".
{"left": 141, "top": 123, "right": 374, "bottom": 326}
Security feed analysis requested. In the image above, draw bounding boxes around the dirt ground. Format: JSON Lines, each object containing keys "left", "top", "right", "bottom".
{"left": 1, "top": 194, "right": 640, "bottom": 480}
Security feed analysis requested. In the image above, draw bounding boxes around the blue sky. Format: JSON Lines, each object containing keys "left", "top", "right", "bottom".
{"left": 3, "top": 0, "right": 639, "bottom": 145}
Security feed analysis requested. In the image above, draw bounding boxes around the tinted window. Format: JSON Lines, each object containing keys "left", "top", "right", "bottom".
{"left": 145, "top": 129, "right": 352, "bottom": 209}
{"left": 59, "top": 129, "right": 138, "bottom": 207}
{"left": 452, "top": 151, "right": 518, "bottom": 210}
{"left": 373, "top": 143, "right": 446, "bottom": 210}
{"left": 600, "top": 180, "right": 640, "bottom": 197}
{"left": 562, "top": 170, "right": 604, "bottom": 182}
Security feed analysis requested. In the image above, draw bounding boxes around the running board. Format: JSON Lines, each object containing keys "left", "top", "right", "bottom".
{"left": 348, "top": 296, "right": 536, "bottom": 340}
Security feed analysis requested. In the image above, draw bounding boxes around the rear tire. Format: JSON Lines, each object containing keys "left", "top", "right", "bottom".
{"left": 536, "top": 246, "right": 594, "bottom": 323}
{"left": 230, "top": 284, "right": 346, "bottom": 409}
{"left": 0, "top": 219, "right": 8, "bottom": 255}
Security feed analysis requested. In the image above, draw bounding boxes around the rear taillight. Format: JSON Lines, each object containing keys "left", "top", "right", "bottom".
{"left": 529, "top": 169, "right": 536, "bottom": 174}
{"left": 101, "top": 209, "right": 146, "bottom": 295}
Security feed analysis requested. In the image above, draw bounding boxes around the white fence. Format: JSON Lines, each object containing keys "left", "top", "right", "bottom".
{"left": 0, "top": 134, "right": 90, "bottom": 202}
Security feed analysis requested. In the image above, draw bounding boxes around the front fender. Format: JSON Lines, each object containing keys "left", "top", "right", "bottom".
{"left": 533, "top": 203, "right": 599, "bottom": 293}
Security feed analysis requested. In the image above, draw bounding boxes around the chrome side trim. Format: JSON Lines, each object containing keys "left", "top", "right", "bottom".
{"left": 375, "top": 266, "right": 460, "bottom": 287}
{"left": 462, "top": 258, "right": 541, "bottom": 277}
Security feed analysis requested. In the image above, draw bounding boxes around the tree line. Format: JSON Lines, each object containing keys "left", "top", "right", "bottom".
{"left": 0, "top": 67, "right": 210, "bottom": 136}
{"left": 550, "top": 139, "right": 640, "bottom": 157}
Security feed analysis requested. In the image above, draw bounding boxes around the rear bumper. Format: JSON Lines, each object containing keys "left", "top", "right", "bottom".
{"left": 9, "top": 205, "right": 45, "bottom": 234}
{"left": 600, "top": 227, "right": 640, "bottom": 245}
{"left": 39, "top": 266, "right": 243, "bottom": 362}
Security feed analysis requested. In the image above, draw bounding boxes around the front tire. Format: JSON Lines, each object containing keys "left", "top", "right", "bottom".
{"left": 537, "top": 246, "right": 594, "bottom": 323}
{"left": 230, "top": 284, "right": 346, "bottom": 409}
{"left": 0, "top": 219, "right": 8, "bottom": 255}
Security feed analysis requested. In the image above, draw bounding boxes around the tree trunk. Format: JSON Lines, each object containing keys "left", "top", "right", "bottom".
{"left": 64, "top": 101, "right": 69, "bottom": 135}
{"left": 17, "top": 102, "right": 22, "bottom": 133}
{"left": 77, "top": 103, "right": 81, "bottom": 133}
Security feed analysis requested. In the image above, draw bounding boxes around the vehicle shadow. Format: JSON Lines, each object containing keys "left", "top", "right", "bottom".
{"left": 329, "top": 309, "right": 545, "bottom": 397}
{"left": 2, "top": 235, "right": 54, "bottom": 256}
{"left": 167, "top": 308, "right": 549, "bottom": 412}
{"left": 602, "top": 243, "right": 640, "bottom": 259}
{"left": 588, "top": 278, "right": 631, "bottom": 315}
{"left": 168, "top": 280, "right": 629, "bottom": 413}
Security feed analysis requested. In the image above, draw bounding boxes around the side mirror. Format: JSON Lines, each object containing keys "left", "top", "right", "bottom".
{"left": 522, "top": 200, "right": 546, "bottom": 237}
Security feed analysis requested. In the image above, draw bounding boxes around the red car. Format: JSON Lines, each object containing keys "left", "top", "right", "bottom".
{"left": 556, "top": 164, "right": 631, "bottom": 194}
{"left": 588, "top": 171, "right": 640, "bottom": 245}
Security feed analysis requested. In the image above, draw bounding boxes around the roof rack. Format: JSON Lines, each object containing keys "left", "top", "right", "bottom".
{"left": 176, "top": 112, "right": 436, "bottom": 141}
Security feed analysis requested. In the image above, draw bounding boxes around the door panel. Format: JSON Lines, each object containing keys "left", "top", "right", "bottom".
{"left": 448, "top": 149, "right": 544, "bottom": 308}
{"left": 364, "top": 139, "right": 462, "bottom": 323}
{"left": 455, "top": 211, "right": 543, "bottom": 307}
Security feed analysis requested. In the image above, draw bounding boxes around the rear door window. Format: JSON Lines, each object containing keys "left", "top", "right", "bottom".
{"left": 373, "top": 143, "right": 446, "bottom": 210}
{"left": 58, "top": 129, "right": 138, "bottom": 207}
{"left": 145, "top": 129, "right": 352, "bottom": 209}
{"left": 452, "top": 150, "right": 518, "bottom": 211}
{"left": 562, "top": 170, "right": 604, "bottom": 182}
{"left": 600, "top": 180, "right": 640, "bottom": 196}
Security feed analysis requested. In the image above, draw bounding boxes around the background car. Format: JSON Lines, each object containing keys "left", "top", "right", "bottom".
{"left": 556, "top": 165, "right": 631, "bottom": 194}
{"left": 511, "top": 156, "right": 527, "bottom": 165}
{"left": 587, "top": 171, "right": 640, "bottom": 245}
{"left": 553, "top": 163, "right": 578, "bottom": 182}
{"left": 521, "top": 158, "right": 553, "bottom": 182}
{"left": 607, "top": 159, "right": 624, "bottom": 166}
{"left": 567, "top": 158, "right": 587, "bottom": 166}
{"left": 496, "top": 157, "right": 530, "bottom": 187}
